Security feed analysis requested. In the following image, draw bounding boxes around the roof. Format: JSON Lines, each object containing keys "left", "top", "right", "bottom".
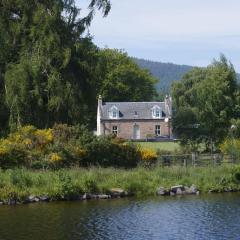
{"left": 101, "top": 102, "right": 171, "bottom": 120}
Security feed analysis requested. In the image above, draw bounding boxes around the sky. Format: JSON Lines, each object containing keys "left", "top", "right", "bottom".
{"left": 76, "top": 0, "right": 240, "bottom": 71}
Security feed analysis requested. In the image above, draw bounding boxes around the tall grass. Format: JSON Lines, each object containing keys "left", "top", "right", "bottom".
{"left": 0, "top": 165, "right": 239, "bottom": 201}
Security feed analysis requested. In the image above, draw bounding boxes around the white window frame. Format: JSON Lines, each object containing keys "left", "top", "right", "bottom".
{"left": 152, "top": 105, "right": 162, "bottom": 119}
{"left": 112, "top": 126, "right": 118, "bottom": 135}
{"left": 155, "top": 125, "right": 161, "bottom": 136}
{"left": 109, "top": 106, "right": 119, "bottom": 119}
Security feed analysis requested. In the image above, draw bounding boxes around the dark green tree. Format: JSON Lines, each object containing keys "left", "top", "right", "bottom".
{"left": 96, "top": 48, "right": 157, "bottom": 102}
{"left": 0, "top": 0, "right": 110, "bottom": 132}
{"left": 172, "top": 55, "right": 238, "bottom": 149}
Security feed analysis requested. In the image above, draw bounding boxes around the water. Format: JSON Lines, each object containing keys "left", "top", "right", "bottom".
{"left": 0, "top": 193, "right": 240, "bottom": 240}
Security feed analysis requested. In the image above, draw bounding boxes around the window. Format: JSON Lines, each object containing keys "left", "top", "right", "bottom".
{"left": 155, "top": 125, "right": 161, "bottom": 136}
{"left": 112, "top": 126, "right": 118, "bottom": 135}
{"left": 112, "top": 111, "right": 117, "bottom": 118}
{"left": 155, "top": 110, "right": 160, "bottom": 118}
{"left": 152, "top": 105, "right": 162, "bottom": 119}
{"left": 109, "top": 106, "right": 119, "bottom": 119}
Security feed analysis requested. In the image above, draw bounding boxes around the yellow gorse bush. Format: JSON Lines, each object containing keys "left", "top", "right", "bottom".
{"left": 49, "top": 153, "right": 62, "bottom": 163}
{"left": 140, "top": 149, "right": 157, "bottom": 162}
{"left": 35, "top": 129, "right": 53, "bottom": 147}
{"left": 0, "top": 145, "right": 8, "bottom": 156}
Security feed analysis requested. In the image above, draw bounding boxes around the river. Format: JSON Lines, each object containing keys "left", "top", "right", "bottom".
{"left": 0, "top": 193, "right": 240, "bottom": 240}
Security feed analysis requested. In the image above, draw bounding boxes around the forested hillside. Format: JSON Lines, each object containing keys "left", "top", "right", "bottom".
{"left": 133, "top": 58, "right": 240, "bottom": 91}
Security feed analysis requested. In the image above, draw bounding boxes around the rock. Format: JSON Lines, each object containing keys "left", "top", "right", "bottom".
{"left": 185, "top": 185, "right": 199, "bottom": 195}
{"left": 157, "top": 187, "right": 166, "bottom": 196}
{"left": 224, "top": 187, "right": 232, "bottom": 192}
{"left": 25, "top": 195, "right": 40, "bottom": 203}
{"left": 90, "top": 194, "right": 98, "bottom": 199}
{"left": 176, "top": 188, "right": 185, "bottom": 195}
{"left": 8, "top": 199, "right": 17, "bottom": 205}
{"left": 39, "top": 195, "right": 50, "bottom": 202}
{"left": 171, "top": 185, "right": 184, "bottom": 193}
{"left": 109, "top": 188, "right": 128, "bottom": 198}
{"left": 170, "top": 191, "right": 176, "bottom": 196}
{"left": 97, "top": 194, "right": 111, "bottom": 199}
{"left": 189, "top": 185, "right": 198, "bottom": 194}
{"left": 82, "top": 193, "right": 92, "bottom": 200}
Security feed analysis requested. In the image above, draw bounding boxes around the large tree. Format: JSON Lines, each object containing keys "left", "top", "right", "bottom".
{"left": 172, "top": 55, "right": 239, "bottom": 149}
{"left": 96, "top": 48, "right": 157, "bottom": 102}
{"left": 0, "top": 0, "right": 110, "bottom": 132}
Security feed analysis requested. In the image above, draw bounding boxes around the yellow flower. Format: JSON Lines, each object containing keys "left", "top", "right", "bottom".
{"left": 23, "top": 138, "right": 32, "bottom": 146}
{"left": 0, "top": 146, "right": 8, "bottom": 156}
{"left": 140, "top": 149, "right": 157, "bottom": 162}
{"left": 49, "top": 153, "right": 62, "bottom": 162}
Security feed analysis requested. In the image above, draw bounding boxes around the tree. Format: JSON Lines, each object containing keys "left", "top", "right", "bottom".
{"left": 96, "top": 49, "right": 157, "bottom": 102}
{"left": 0, "top": 0, "right": 111, "bottom": 133}
{"left": 172, "top": 55, "right": 238, "bottom": 149}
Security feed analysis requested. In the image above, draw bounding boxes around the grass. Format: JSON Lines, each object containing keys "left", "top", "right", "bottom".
{"left": 0, "top": 165, "right": 239, "bottom": 202}
{"left": 135, "top": 141, "right": 180, "bottom": 152}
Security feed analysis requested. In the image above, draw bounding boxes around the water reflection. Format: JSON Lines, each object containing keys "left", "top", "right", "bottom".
{"left": 0, "top": 194, "right": 239, "bottom": 240}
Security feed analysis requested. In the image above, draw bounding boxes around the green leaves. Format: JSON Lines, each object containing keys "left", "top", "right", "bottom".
{"left": 172, "top": 55, "right": 238, "bottom": 149}
{"left": 96, "top": 48, "right": 157, "bottom": 102}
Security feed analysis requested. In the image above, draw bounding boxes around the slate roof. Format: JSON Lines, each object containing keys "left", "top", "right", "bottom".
{"left": 101, "top": 102, "right": 171, "bottom": 120}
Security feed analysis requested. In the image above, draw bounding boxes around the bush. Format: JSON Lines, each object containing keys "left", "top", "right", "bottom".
{"left": 232, "top": 165, "right": 240, "bottom": 182}
{"left": 220, "top": 138, "right": 240, "bottom": 162}
{"left": 80, "top": 136, "right": 140, "bottom": 168}
{"left": 0, "top": 125, "right": 141, "bottom": 169}
{"left": 140, "top": 149, "right": 157, "bottom": 167}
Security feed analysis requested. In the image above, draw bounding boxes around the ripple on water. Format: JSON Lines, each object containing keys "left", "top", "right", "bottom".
{"left": 0, "top": 194, "right": 240, "bottom": 240}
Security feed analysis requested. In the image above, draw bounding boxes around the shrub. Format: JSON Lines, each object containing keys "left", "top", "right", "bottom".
{"left": 220, "top": 138, "right": 240, "bottom": 162}
{"left": 81, "top": 136, "right": 140, "bottom": 168}
{"left": 140, "top": 149, "right": 157, "bottom": 167}
{"left": 0, "top": 125, "right": 141, "bottom": 169}
{"left": 231, "top": 165, "right": 240, "bottom": 182}
{"left": 0, "top": 143, "right": 28, "bottom": 169}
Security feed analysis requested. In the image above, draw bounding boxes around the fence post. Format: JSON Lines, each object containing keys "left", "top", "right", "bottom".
{"left": 183, "top": 158, "right": 187, "bottom": 167}
{"left": 192, "top": 152, "right": 196, "bottom": 167}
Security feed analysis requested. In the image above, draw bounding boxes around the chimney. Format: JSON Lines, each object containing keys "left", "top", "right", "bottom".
{"left": 98, "top": 95, "right": 102, "bottom": 108}
{"left": 165, "top": 95, "right": 172, "bottom": 116}
{"left": 97, "top": 95, "right": 103, "bottom": 136}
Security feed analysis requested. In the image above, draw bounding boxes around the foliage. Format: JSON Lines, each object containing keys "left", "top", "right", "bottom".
{"left": 0, "top": 124, "right": 141, "bottom": 169}
{"left": 220, "top": 138, "right": 240, "bottom": 162}
{"left": 172, "top": 55, "right": 239, "bottom": 150}
{"left": 139, "top": 149, "right": 157, "bottom": 167}
{"left": 0, "top": 165, "right": 239, "bottom": 201}
{"left": 96, "top": 49, "right": 157, "bottom": 102}
{"left": 133, "top": 58, "right": 194, "bottom": 92}
{"left": 0, "top": 1, "right": 159, "bottom": 134}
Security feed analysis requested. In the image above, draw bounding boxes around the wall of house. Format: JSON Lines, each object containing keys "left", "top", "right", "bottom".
{"left": 101, "top": 120, "right": 172, "bottom": 139}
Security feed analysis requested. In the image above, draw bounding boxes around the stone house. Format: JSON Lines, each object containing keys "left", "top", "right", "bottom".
{"left": 97, "top": 95, "right": 173, "bottom": 140}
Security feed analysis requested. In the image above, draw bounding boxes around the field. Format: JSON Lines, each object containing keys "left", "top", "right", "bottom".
{"left": 135, "top": 141, "right": 180, "bottom": 152}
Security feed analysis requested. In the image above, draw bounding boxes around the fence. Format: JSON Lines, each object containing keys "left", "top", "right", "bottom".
{"left": 157, "top": 153, "right": 238, "bottom": 167}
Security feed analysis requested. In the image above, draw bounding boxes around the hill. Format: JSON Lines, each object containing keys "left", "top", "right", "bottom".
{"left": 133, "top": 58, "right": 240, "bottom": 92}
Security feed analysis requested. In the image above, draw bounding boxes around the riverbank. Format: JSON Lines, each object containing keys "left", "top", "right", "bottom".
{"left": 0, "top": 165, "right": 240, "bottom": 205}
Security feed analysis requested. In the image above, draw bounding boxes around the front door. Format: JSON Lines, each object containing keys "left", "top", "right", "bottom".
{"left": 133, "top": 124, "right": 140, "bottom": 139}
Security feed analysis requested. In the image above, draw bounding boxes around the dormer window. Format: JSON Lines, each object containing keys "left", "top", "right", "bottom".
{"left": 152, "top": 105, "right": 162, "bottom": 119}
{"left": 109, "top": 105, "right": 119, "bottom": 119}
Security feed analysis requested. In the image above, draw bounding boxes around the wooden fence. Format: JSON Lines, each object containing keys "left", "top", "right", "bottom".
{"left": 157, "top": 153, "right": 238, "bottom": 167}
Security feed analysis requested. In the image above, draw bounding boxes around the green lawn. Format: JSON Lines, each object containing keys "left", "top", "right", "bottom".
{"left": 135, "top": 141, "right": 180, "bottom": 152}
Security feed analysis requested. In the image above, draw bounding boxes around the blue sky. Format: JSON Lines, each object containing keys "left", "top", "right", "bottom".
{"left": 77, "top": 0, "right": 240, "bottom": 71}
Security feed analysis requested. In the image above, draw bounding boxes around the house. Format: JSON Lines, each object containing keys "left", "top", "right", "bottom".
{"left": 97, "top": 95, "right": 172, "bottom": 140}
